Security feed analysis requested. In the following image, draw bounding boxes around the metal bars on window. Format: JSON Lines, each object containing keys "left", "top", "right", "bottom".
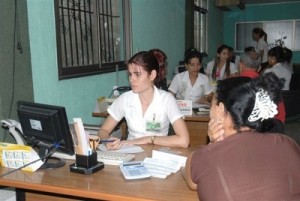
{"left": 55, "top": 0, "right": 131, "bottom": 79}
{"left": 194, "top": 0, "right": 208, "bottom": 54}
{"left": 58, "top": 0, "right": 97, "bottom": 67}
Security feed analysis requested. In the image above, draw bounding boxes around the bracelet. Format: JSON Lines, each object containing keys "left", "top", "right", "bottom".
{"left": 151, "top": 136, "right": 156, "bottom": 144}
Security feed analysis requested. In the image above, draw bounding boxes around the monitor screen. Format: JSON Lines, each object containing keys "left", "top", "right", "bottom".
{"left": 17, "top": 101, "right": 75, "bottom": 160}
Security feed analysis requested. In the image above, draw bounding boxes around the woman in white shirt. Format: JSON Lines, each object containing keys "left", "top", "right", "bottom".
{"left": 264, "top": 46, "right": 292, "bottom": 90}
{"left": 98, "top": 51, "right": 189, "bottom": 149}
{"left": 169, "top": 48, "right": 213, "bottom": 105}
{"left": 252, "top": 27, "right": 269, "bottom": 72}
{"left": 205, "top": 44, "right": 238, "bottom": 89}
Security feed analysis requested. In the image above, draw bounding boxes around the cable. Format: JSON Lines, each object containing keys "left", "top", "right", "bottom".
{"left": 0, "top": 144, "right": 59, "bottom": 178}
{"left": 3, "top": 0, "right": 23, "bottom": 142}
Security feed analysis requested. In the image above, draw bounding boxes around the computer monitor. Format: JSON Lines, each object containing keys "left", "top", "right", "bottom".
{"left": 17, "top": 101, "right": 75, "bottom": 168}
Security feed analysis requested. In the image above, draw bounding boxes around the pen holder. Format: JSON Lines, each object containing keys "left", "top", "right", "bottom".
{"left": 70, "top": 151, "right": 104, "bottom": 175}
{"left": 76, "top": 152, "right": 98, "bottom": 168}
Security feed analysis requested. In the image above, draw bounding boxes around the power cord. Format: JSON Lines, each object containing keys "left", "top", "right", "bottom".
{"left": 0, "top": 144, "right": 59, "bottom": 178}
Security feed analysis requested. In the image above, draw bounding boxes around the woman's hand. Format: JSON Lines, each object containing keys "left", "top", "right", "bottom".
{"left": 208, "top": 119, "right": 225, "bottom": 143}
{"left": 104, "top": 137, "right": 122, "bottom": 150}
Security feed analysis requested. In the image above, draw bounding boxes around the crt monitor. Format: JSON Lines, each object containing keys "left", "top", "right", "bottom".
{"left": 17, "top": 101, "right": 75, "bottom": 168}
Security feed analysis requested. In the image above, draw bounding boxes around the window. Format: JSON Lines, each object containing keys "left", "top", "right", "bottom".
{"left": 54, "top": 0, "right": 132, "bottom": 80}
{"left": 194, "top": 0, "right": 208, "bottom": 54}
{"left": 235, "top": 20, "right": 300, "bottom": 52}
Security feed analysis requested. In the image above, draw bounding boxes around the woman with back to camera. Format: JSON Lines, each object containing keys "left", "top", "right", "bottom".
{"left": 168, "top": 47, "right": 213, "bottom": 105}
{"left": 252, "top": 27, "right": 269, "bottom": 73}
{"left": 98, "top": 51, "right": 189, "bottom": 149}
{"left": 205, "top": 44, "right": 238, "bottom": 89}
{"left": 182, "top": 73, "right": 300, "bottom": 200}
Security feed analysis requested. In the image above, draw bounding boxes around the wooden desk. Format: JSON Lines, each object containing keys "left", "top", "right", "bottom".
{"left": 0, "top": 145, "right": 198, "bottom": 201}
{"left": 184, "top": 114, "right": 210, "bottom": 147}
{"left": 93, "top": 111, "right": 210, "bottom": 147}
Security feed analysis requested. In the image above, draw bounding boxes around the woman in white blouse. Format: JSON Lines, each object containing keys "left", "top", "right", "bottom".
{"left": 205, "top": 44, "right": 238, "bottom": 89}
{"left": 264, "top": 46, "right": 292, "bottom": 90}
{"left": 168, "top": 48, "right": 213, "bottom": 105}
{"left": 98, "top": 51, "right": 189, "bottom": 149}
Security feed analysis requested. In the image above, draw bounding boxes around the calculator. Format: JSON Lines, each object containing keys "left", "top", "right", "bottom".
{"left": 119, "top": 161, "right": 151, "bottom": 180}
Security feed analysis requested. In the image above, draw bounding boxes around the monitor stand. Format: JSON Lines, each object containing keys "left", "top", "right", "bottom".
{"left": 38, "top": 147, "right": 66, "bottom": 169}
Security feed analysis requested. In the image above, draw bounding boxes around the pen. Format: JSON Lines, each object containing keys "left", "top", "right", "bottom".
{"left": 100, "top": 139, "right": 115, "bottom": 143}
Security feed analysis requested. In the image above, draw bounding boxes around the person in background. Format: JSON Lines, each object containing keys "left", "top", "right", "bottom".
{"left": 244, "top": 46, "right": 257, "bottom": 60}
{"left": 98, "top": 51, "right": 189, "bottom": 149}
{"left": 239, "top": 53, "right": 261, "bottom": 78}
{"left": 205, "top": 44, "right": 238, "bottom": 89}
{"left": 252, "top": 27, "right": 269, "bottom": 73}
{"left": 228, "top": 46, "right": 240, "bottom": 72}
{"left": 168, "top": 47, "right": 213, "bottom": 105}
{"left": 182, "top": 73, "right": 300, "bottom": 200}
{"left": 239, "top": 53, "right": 285, "bottom": 133}
{"left": 149, "top": 48, "right": 168, "bottom": 91}
{"left": 264, "top": 46, "right": 292, "bottom": 90}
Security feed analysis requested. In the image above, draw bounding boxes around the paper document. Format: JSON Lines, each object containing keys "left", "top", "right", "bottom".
{"left": 143, "top": 150, "right": 187, "bottom": 179}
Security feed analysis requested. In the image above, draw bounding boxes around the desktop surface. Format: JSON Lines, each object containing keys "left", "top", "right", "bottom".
{"left": 0, "top": 145, "right": 198, "bottom": 201}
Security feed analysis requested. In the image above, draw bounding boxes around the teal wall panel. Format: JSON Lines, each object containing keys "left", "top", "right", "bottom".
{"left": 0, "top": 0, "right": 33, "bottom": 143}
{"left": 132, "top": 0, "right": 185, "bottom": 79}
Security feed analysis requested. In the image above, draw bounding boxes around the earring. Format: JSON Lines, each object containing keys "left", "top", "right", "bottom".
{"left": 216, "top": 117, "right": 224, "bottom": 124}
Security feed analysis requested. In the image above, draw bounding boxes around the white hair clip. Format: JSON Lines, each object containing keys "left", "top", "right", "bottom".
{"left": 248, "top": 88, "right": 278, "bottom": 122}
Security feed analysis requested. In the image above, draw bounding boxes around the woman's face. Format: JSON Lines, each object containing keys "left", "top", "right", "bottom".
{"left": 128, "top": 63, "right": 155, "bottom": 93}
{"left": 218, "top": 49, "right": 229, "bottom": 63}
{"left": 268, "top": 55, "right": 277, "bottom": 66}
{"left": 185, "top": 57, "right": 201, "bottom": 77}
{"left": 252, "top": 32, "right": 259, "bottom": 41}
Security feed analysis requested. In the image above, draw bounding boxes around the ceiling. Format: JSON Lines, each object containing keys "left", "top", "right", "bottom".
{"left": 242, "top": 0, "right": 300, "bottom": 4}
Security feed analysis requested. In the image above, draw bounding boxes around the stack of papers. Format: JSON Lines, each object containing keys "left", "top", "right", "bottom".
{"left": 143, "top": 150, "right": 187, "bottom": 179}
{"left": 197, "top": 107, "right": 210, "bottom": 115}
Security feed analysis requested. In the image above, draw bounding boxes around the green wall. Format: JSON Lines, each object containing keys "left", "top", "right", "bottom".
{"left": 223, "top": 2, "right": 300, "bottom": 63}
{"left": 204, "top": 1, "right": 225, "bottom": 64}
{"left": 131, "top": 0, "right": 185, "bottom": 79}
{"left": 0, "top": 0, "right": 33, "bottom": 142}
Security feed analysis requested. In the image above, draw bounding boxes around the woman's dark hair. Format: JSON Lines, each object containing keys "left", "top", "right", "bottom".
{"left": 212, "top": 44, "right": 230, "bottom": 80}
{"left": 252, "top": 27, "right": 267, "bottom": 42}
{"left": 149, "top": 48, "right": 167, "bottom": 81}
{"left": 184, "top": 47, "right": 202, "bottom": 64}
{"left": 127, "top": 51, "right": 159, "bottom": 83}
{"left": 215, "top": 72, "right": 283, "bottom": 132}
{"left": 268, "top": 46, "right": 286, "bottom": 63}
{"left": 283, "top": 47, "right": 293, "bottom": 64}
{"left": 244, "top": 46, "right": 255, "bottom": 53}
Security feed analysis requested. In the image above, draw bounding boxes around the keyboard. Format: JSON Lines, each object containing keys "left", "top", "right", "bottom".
{"left": 52, "top": 151, "right": 135, "bottom": 166}
{"left": 96, "top": 150, "right": 135, "bottom": 165}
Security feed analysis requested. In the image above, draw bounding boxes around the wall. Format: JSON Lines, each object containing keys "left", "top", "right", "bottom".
{"left": 223, "top": 2, "right": 300, "bottom": 63}
{"left": 0, "top": 0, "right": 33, "bottom": 142}
{"left": 26, "top": 0, "right": 187, "bottom": 125}
{"left": 131, "top": 0, "right": 185, "bottom": 79}
{"left": 204, "top": 1, "right": 225, "bottom": 64}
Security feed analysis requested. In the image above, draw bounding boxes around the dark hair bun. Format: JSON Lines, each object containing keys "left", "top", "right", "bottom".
{"left": 216, "top": 72, "right": 283, "bottom": 132}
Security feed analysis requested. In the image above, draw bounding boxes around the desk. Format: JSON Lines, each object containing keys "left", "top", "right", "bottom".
{"left": 93, "top": 111, "right": 210, "bottom": 147}
{"left": 0, "top": 145, "right": 198, "bottom": 201}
